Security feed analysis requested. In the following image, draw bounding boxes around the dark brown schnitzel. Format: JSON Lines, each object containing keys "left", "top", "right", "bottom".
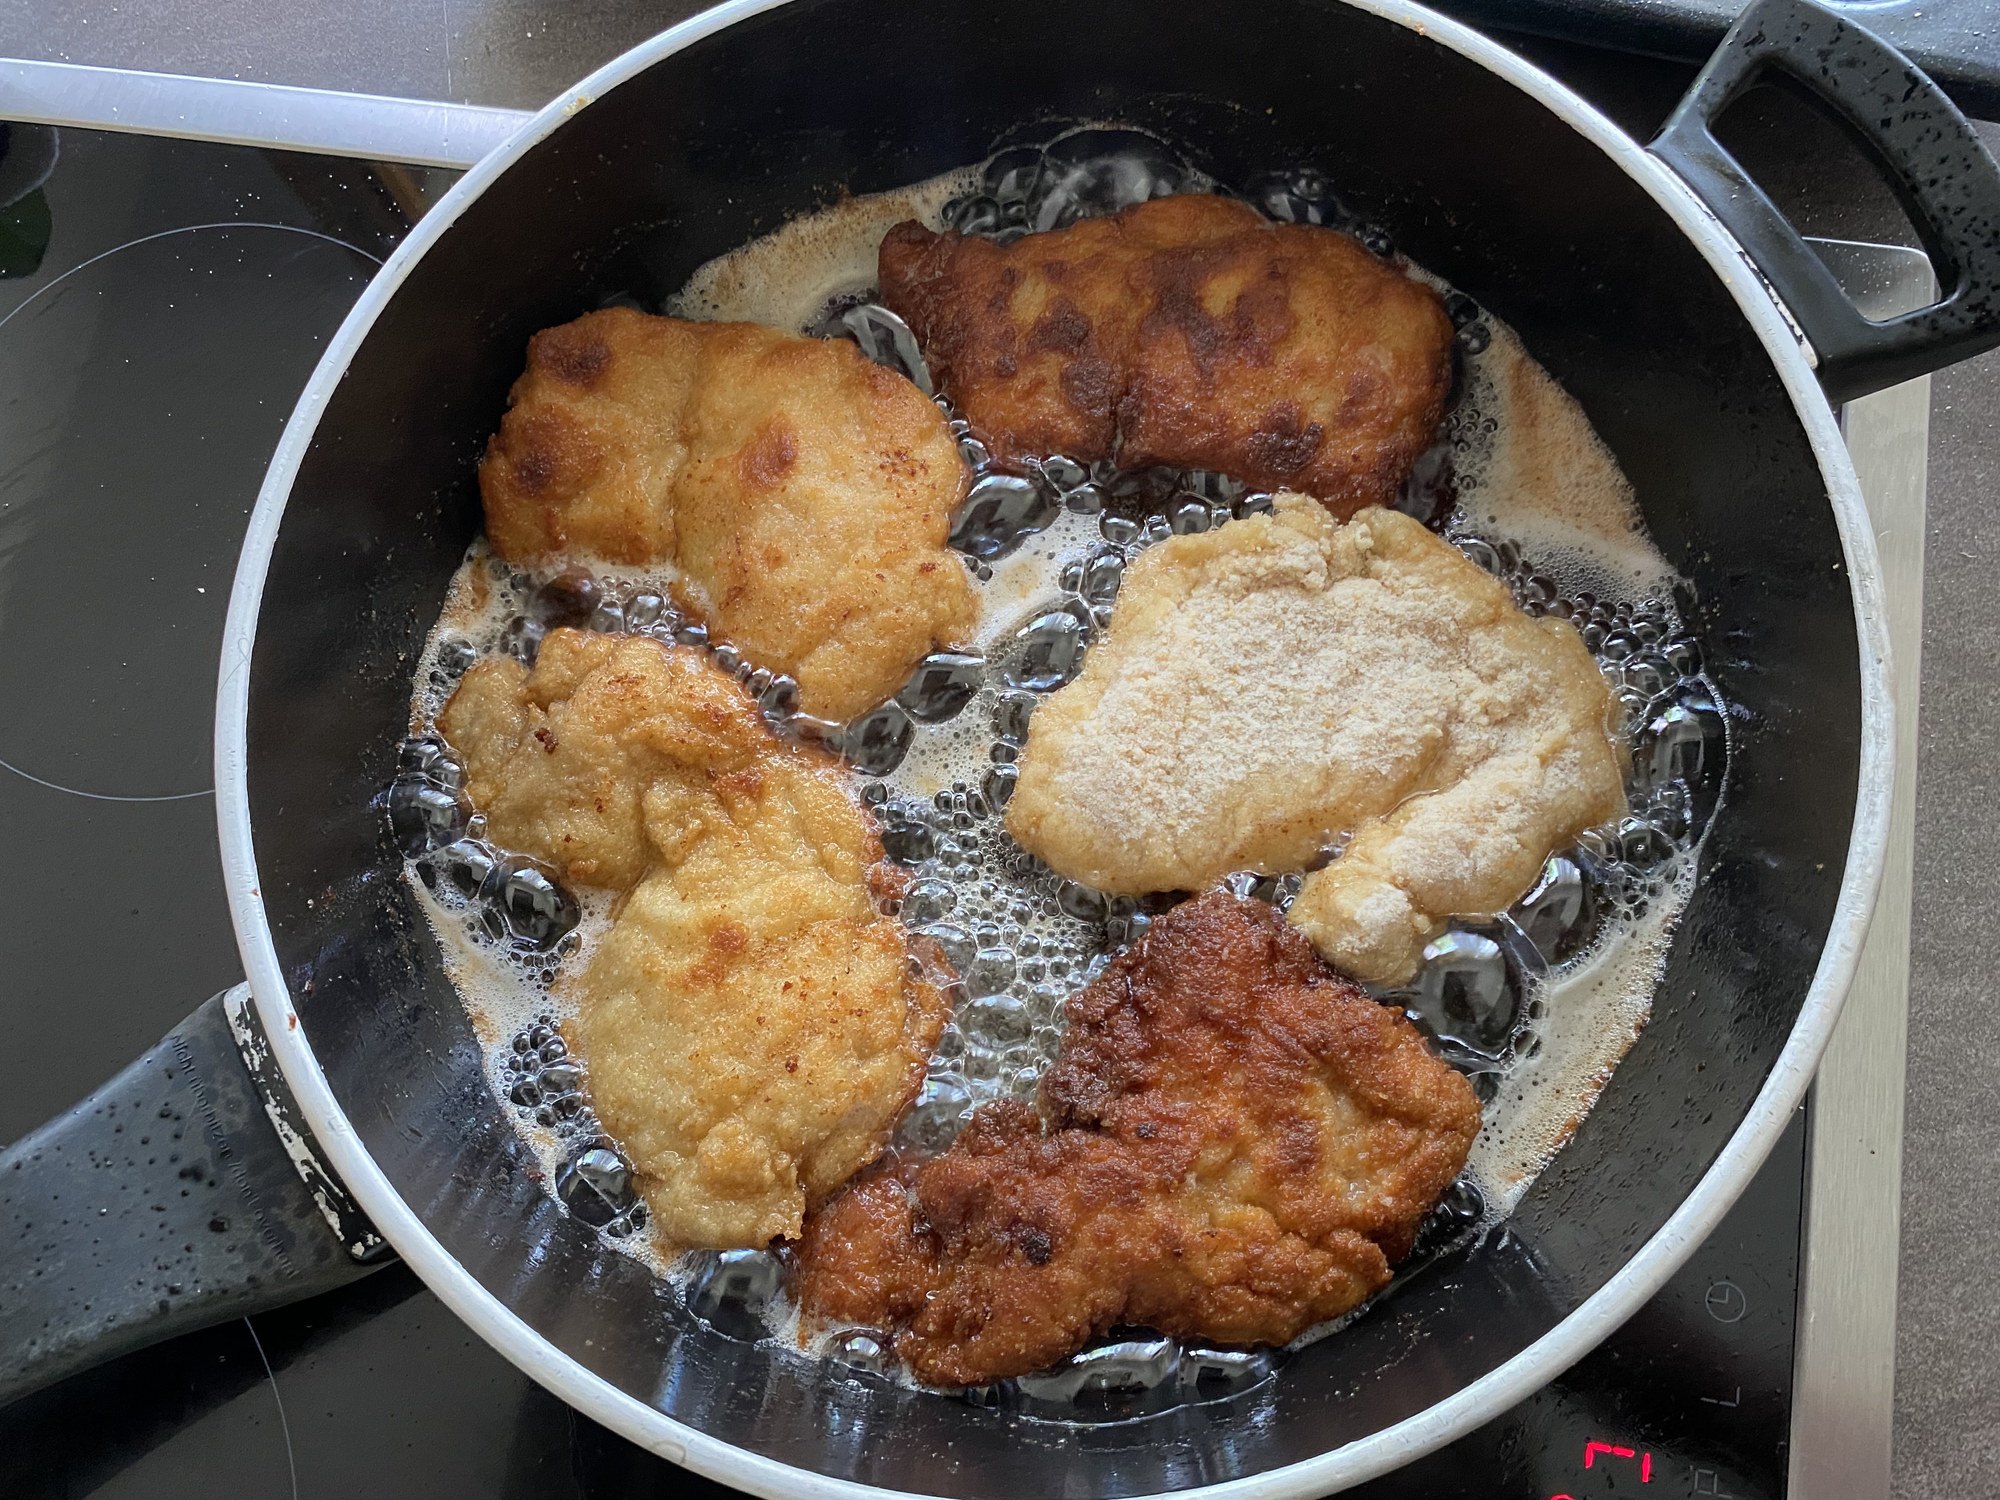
{"left": 877, "top": 194, "right": 1455, "bottom": 516}
{"left": 792, "top": 892, "right": 1481, "bottom": 1385}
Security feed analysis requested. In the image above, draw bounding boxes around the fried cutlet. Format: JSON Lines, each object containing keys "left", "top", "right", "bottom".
{"left": 1005, "top": 497, "right": 1627, "bottom": 986}
{"left": 439, "top": 629, "right": 950, "bottom": 1246}
{"left": 792, "top": 892, "right": 1481, "bottom": 1385}
{"left": 478, "top": 307, "right": 977, "bottom": 722}
{"left": 877, "top": 194, "right": 1454, "bottom": 515}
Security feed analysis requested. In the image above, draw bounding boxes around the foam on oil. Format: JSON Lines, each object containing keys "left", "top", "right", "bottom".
{"left": 666, "top": 163, "right": 1705, "bottom": 1215}
{"left": 398, "top": 147, "right": 1723, "bottom": 1389}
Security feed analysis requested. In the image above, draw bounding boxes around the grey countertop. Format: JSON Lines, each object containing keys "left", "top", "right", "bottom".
{"left": 4, "top": 3, "right": 1995, "bottom": 1495}
{"left": 0, "top": 0, "right": 691, "bottom": 111}
{"left": 1900, "top": 339, "right": 2000, "bottom": 1500}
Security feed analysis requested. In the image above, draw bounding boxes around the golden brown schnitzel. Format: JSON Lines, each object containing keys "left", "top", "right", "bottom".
{"left": 478, "top": 308, "right": 977, "bottom": 722}
{"left": 1005, "top": 498, "right": 1627, "bottom": 986}
{"left": 439, "top": 629, "right": 950, "bottom": 1247}
{"left": 792, "top": 893, "right": 1481, "bottom": 1386}
{"left": 877, "top": 194, "right": 1454, "bottom": 514}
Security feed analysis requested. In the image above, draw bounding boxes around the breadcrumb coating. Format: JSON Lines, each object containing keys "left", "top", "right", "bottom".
{"left": 878, "top": 194, "right": 1453, "bottom": 514}
{"left": 440, "top": 631, "right": 948, "bottom": 1246}
{"left": 478, "top": 308, "right": 976, "bottom": 722}
{"left": 1006, "top": 497, "right": 1626, "bottom": 985}
{"left": 793, "top": 893, "right": 1481, "bottom": 1384}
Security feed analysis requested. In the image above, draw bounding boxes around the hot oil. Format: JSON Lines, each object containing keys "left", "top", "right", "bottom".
{"left": 668, "top": 167, "right": 982, "bottom": 332}
{"left": 390, "top": 128, "right": 1729, "bottom": 1416}
{"left": 399, "top": 559, "right": 682, "bottom": 1269}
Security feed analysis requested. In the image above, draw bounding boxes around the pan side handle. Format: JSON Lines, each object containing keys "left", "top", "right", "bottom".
{"left": 1649, "top": 0, "right": 2000, "bottom": 403}
{"left": 0, "top": 987, "right": 390, "bottom": 1406}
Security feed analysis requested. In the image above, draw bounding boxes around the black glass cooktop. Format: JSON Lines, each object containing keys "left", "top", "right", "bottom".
{"left": 0, "top": 120, "right": 1803, "bottom": 1500}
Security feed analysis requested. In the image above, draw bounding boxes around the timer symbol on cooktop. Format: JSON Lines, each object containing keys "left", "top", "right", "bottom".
{"left": 1703, "top": 1279, "right": 1748, "bottom": 1323}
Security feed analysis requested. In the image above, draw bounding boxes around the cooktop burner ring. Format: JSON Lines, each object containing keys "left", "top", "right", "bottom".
{"left": 0, "top": 220, "right": 378, "bottom": 801}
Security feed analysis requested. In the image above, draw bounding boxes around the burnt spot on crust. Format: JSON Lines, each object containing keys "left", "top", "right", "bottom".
{"left": 739, "top": 418, "right": 800, "bottom": 490}
{"left": 990, "top": 320, "right": 1021, "bottom": 381}
{"left": 490, "top": 407, "right": 602, "bottom": 506}
{"left": 1060, "top": 354, "right": 1119, "bottom": 428}
{"left": 1142, "top": 245, "right": 1294, "bottom": 378}
{"left": 1029, "top": 298, "right": 1093, "bottom": 356}
{"left": 533, "top": 324, "right": 613, "bottom": 386}
{"left": 1244, "top": 402, "right": 1326, "bottom": 477}
{"left": 508, "top": 440, "right": 558, "bottom": 497}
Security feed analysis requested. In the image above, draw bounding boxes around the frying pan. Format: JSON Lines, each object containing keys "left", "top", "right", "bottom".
{"left": 4, "top": 0, "right": 1996, "bottom": 1493}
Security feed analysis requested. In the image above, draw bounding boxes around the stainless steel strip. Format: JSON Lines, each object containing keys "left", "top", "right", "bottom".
{"left": 0, "top": 58, "right": 532, "bottom": 168}
{"left": 1790, "top": 237, "right": 1933, "bottom": 1500}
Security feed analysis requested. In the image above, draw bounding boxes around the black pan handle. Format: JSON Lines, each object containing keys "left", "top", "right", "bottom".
{"left": 0, "top": 988, "right": 391, "bottom": 1405}
{"left": 1649, "top": 0, "right": 2000, "bottom": 403}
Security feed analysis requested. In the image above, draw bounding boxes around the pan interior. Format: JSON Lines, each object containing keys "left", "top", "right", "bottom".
{"left": 243, "top": 0, "right": 1860, "bottom": 1491}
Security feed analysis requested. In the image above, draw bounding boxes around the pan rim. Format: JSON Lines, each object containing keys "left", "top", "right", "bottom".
{"left": 214, "top": 2, "right": 1895, "bottom": 1494}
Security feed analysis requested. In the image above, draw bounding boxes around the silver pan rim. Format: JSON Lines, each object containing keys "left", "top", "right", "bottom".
{"left": 214, "top": 2, "right": 1895, "bottom": 1494}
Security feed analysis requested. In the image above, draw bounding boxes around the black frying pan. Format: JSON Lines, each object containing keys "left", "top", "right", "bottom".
{"left": 4, "top": 0, "right": 1995, "bottom": 1493}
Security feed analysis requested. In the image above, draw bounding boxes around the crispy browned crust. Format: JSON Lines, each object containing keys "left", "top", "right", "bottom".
{"left": 792, "top": 892, "right": 1482, "bottom": 1385}
{"left": 438, "top": 630, "right": 951, "bottom": 1248}
{"left": 877, "top": 195, "right": 1455, "bottom": 516}
{"left": 476, "top": 307, "right": 976, "bottom": 722}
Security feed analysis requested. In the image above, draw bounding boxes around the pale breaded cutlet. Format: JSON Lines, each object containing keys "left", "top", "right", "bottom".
{"left": 1005, "top": 497, "right": 1628, "bottom": 987}
{"left": 877, "top": 194, "right": 1455, "bottom": 515}
{"left": 439, "top": 629, "right": 950, "bottom": 1248}
{"left": 477, "top": 307, "right": 977, "bottom": 723}
{"left": 792, "top": 892, "right": 1482, "bottom": 1386}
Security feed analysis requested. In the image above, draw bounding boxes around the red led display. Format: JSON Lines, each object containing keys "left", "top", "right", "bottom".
{"left": 1550, "top": 1440, "right": 1652, "bottom": 1494}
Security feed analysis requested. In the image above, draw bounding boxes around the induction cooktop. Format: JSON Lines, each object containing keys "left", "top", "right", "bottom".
{"left": 0, "top": 46, "right": 1922, "bottom": 1498}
